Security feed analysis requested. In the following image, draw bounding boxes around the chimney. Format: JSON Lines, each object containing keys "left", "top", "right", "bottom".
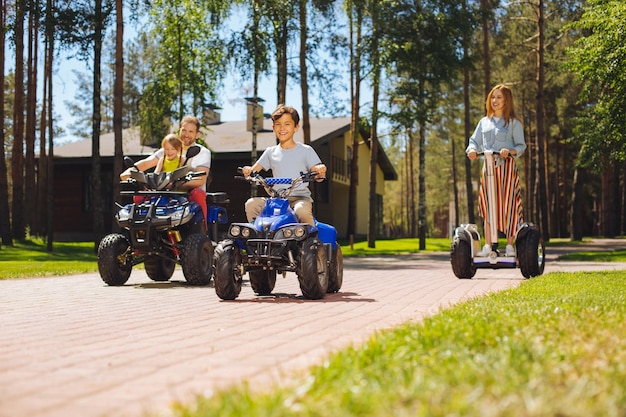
{"left": 245, "top": 97, "right": 265, "bottom": 132}
{"left": 202, "top": 105, "right": 222, "bottom": 125}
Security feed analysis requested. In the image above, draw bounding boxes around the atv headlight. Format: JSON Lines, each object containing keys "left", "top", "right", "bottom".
{"left": 116, "top": 206, "right": 131, "bottom": 222}
{"left": 170, "top": 206, "right": 186, "bottom": 223}
{"left": 275, "top": 225, "right": 308, "bottom": 240}
{"left": 294, "top": 226, "right": 306, "bottom": 238}
{"left": 229, "top": 224, "right": 255, "bottom": 238}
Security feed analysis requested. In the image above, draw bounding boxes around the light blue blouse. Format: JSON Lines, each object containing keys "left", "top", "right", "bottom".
{"left": 466, "top": 116, "right": 526, "bottom": 157}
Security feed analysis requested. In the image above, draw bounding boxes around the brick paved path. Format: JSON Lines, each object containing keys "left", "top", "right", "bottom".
{"left": 1, "top": 239, "right": 624, "bottom": 417}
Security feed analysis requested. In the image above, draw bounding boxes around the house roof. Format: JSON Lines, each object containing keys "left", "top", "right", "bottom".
{"left": 53, "top": 117, "right": 397, "bottom": 180}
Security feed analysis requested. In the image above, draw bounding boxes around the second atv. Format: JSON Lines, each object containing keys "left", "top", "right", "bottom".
{"left": 97, "top": 146, "right": 224, "bottom": 286}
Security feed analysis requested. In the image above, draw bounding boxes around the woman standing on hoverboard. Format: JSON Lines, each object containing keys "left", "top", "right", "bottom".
{"left": 466, "top": 84, "right": 527, "bottom": 257}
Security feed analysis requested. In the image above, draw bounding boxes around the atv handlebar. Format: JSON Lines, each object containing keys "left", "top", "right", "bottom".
{"left": 235, "top": 168, "right": 324, "bottom": 199}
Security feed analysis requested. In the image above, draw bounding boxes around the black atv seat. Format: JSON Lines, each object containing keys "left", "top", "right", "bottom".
{"left": 206, "top": 192, "right": 229, "bottom": 205}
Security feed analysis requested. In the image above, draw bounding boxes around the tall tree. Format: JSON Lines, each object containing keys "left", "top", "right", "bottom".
{"left": 385, "top": 0, "right": 467, "bottom": 247}
{"left": 346, "top": 0, "right": 363, "bottom": 240}
{"left": 139, "top": 0, "right": 228, "bottom": 145}
{"left": 367, "top": 0, "right": 382, "bottom": 247}
{"left": 44, "top": 0, "right": 55, "bottom": 251}
{"left": 566, "top": 0, "right": 626, "bottom": 237}
{"left": 24, "top": 0, "right": 39, "bottom": 234}
{"left": 299, "top": 0, "right": 310, "bottom": 144}
{"left": 0, "top": 0, "right": 11, "bottom": 246}
{"left": 11, "top": 0, "right": 26, "bottom": 240}
{"left": 112, "top": 0, "right": 123, "bottom": 231}
{"left": 92, "top": 0, "right": 107, "bottom": 247}
{"left": 534, "top": 0, "right": 550, "bottom": 241}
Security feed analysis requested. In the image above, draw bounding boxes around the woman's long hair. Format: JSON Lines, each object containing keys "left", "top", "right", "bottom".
{"left": 485, "top": 84, "right": 517, "bottom": 127}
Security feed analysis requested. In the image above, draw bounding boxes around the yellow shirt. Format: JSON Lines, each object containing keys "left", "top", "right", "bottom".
{"left": 162, "top": 157, "right": 181, "bottom": 173}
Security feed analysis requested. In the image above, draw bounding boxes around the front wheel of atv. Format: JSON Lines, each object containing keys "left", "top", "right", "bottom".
{"left": 518, "top": 229, "right": 545, "bottom": 278}
{"left": 144, "top": 255, "right": 175, "bottom": 282}
{"left": 213, "top": 240, "right": 243, "bottom": 300}
{"left": 327, "top": 244, "right": 343, "bottom": 293}
{"left": 180, "top": 233, "right": 213, "bottom": 286}
{"left": 249, "top": 269, "right": 277, "bottom": 296}
{"left": 97, "top": 234, "right": 132, "bottom": 286}
{"left": 450, "top": 237, "right": 476, "bottom": 279}
{"left": 297, "top": 238, "right": 328, "bottom": 299}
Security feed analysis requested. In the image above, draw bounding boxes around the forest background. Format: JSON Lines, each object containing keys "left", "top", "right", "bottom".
{"left": 1, "top": 0, "right": 625, "bottom": 251}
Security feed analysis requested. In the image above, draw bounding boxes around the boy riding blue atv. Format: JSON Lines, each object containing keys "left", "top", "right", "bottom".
{"left": 241, "top": 104, "right": 327, "bottom": 227}
{"left": 212, "top": 105, "right": 343, "bottom": 300}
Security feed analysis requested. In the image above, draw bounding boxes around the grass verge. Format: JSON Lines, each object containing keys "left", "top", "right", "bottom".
{"left": 0, "top": 240, "right": 98, "bottom": 278}
{"left": 171, "top": 271, "right": 626, "bottom": 417}
{"left": 0, "top": 237, "right": 622, "bottom": 279}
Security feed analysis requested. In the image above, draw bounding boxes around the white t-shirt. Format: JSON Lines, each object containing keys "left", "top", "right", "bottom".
{"left": 153, "top": 144, "right": 212, "bottom": 191}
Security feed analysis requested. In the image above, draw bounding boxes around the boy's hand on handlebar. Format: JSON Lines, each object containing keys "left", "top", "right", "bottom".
{"left": 311, "top": 164, "right": 327, "bottom": 181}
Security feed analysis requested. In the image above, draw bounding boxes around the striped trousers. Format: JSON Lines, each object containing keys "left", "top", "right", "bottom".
{"left": 477, "top": 157, "right": 524, "bottom": 239}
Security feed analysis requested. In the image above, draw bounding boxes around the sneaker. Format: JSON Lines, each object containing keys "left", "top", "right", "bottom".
{"left": 505, "top": 244, "right": 515, "bottom": 257}
{"left": 477, "top": 244, "right": 491, "bottom": 256}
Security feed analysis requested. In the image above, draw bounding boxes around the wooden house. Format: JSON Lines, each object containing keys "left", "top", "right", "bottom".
{"left": 51, "top": 115, "right": 397, "bottom": 241}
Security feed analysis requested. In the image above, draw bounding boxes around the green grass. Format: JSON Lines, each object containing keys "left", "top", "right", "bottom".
{"left": 1, "top": 236, "right": 624, "bottom": 279}
{"left": 340, "top": 237, "right": 451, "bottom": 256}
{"left": 171, "top": 271, "right": 626, "bottom": 417}
{"left": 0, "top": 239, "right": 98, "bottom": 278}
{"left": 557, "top": 249, "right": 626, "bottom": 262}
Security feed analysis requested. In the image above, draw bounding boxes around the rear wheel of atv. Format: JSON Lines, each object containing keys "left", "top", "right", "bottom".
{"left": 327, "top": 244, "right": 343, "bottom": 293}
{"left": 249, "top": 269, "right": 277, "bottom": 296}
{"left": 518, "top": 229, "right": 545, "bottom": 278}
{"left": 97, "top": 234, "right": 132, "bottom": 286}
{"left": 180, "top": 233, "right": 213, "bottom": 286}
{"left": 144, "top": 255, "right": 175, "bottom": 282}
{"left": 214, "top": 240, "right": 242, "bottom": 300}
{"left": 297, "top": 238, "right": 329, "bottom": 299}
{"left": 450, "top": 237, "right": 476, "bottom": 279}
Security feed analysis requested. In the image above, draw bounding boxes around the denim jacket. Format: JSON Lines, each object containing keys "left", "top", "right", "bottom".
{"left": 466, "top": 116, "right": 526, "bottom": 157}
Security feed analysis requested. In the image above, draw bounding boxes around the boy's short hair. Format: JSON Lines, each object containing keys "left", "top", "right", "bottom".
{"left": 180, "top": 115, "right": 201, "bottom": 132}
{"left": 271, "top": 105, "right": 300, "bottom": 126}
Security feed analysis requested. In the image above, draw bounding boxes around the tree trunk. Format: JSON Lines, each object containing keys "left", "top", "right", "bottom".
{"left": 299, "top": 0, "right": 311, "bottom": 145}
{"left": 45, "top": 0, "right": 54, "bottom": 252}
{"left": 25, "top": 2, "right": 38, "bottom": 234}
{"left": 600, "top": 161, "right": 616, "bottom": 238}
{"left": 347, "top": 2, "right": 361, "bottom": 239}
{"left": 113, "top": 0, "right": 124, "bottom": 232}
{"left": 277, "top": 19, "right": 288, "bottom": 105}
{"left": 38, "top": 34, "right": 48, "bottom": 241}
{"left": 12, "top": 0, "right": 26, "bottom": 240}
{"left": 0, "top": 0, "right": 12, "bottom": 246}
{"left": 92, "top": 0, "right": 105, "bottom": 249}
{"left": 418, "top": 121, "right": 426, "bottom": 250}
{"left": 570, "top": 166, "right": 583, "bottom": 241}
{"left": 481, "top": 0, "right": 491, "bottom": 99}
{"left": 462, "top": 17, "right": 474, "bottom": 225}
{"left": 367, "top": 2, "right": 380, "bottom": 248}
{"left": 409, "top": 129, "right": 416, "bottom": 237}
{"left": 535, "top": 0, "right": 550, "bottom": 241}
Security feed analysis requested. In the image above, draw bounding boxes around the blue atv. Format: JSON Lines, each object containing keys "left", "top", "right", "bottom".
{"left": 213, "top": 170, "right": 343, "bottom": 300}
{"left": 97, "top": 146, "right": 228, "bottom": 286}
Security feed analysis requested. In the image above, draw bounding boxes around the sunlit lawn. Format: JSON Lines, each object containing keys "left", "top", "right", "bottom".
{"left": 170, "top": 270, "right": 626, "bottom": 417}
{"left": 0, "top": 239, "right": 98, "bottom": 279}
{"left": 1, "top": 236, "right": 624, "bottom": 279}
